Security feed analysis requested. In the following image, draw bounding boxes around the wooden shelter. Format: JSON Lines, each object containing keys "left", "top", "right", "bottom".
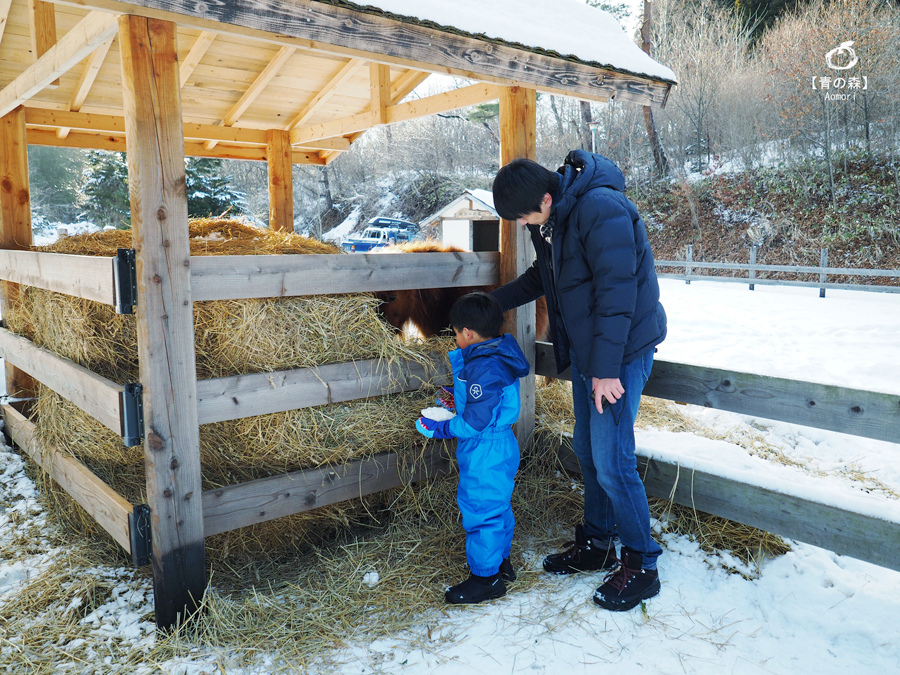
{"left": 0, "top": 0, "right": 676, "bottom": 628}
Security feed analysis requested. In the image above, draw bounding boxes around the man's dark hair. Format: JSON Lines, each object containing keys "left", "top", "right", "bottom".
{"left": 449, "top": 292, "right": 504, "bottom": 339}
{"left": 492, "top": 158, "right": 560, "bottom": 220}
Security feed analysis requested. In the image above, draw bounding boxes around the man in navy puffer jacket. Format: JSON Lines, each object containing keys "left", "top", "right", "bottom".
{"left": 491, "top": 150, "right": 667, "bottom": 612}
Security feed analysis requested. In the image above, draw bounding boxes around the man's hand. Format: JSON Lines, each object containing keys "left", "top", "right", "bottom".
{"left": 591, "top": 377, "right": 624, "bottom": 414}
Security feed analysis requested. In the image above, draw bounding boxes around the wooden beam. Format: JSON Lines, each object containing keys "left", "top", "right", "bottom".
{"left": 0, "top": 11, "right": 119, "bottom": 118}
{"left": 57, "top": 36, "right": 115, "bottom": 139}
{"left": 390, "top": 69, "right": 429, "bottom": 104}
{"left": 29, "top": 0, "right": 59, "bottom": 88}
{"left": 1, "top": 403, "right": 133, "bottom": 552}
{"left": 206, "top": 45, "right": 295, "bottom": 150}
{"left": 0, "top": 107, "right": 36, "bottom": 399}
{"left": 0, "top": 328, "right": 123, "bottom": 434}
{"left": 266, "top": 128, "right": 292, "bottom": 232}
{"left": 534, "top": 343, "right": 900, "bottom": 446}
{"left": 284, "top": 58, "right": 363, "bottom": 131}
{"left": 0, "top": 249, "right": 116, "bottom": 305}
{"left": 118, "top": 14, "right": 205, "bottom": 630}
{"left": 179, "top": 30, "right": 215, "bottom": 87}
{"left": 195, "top": 356, "right": 444, "bottom": 425}
{"left": 26, "top": 126, "right": 327, "bottom": 163}
{"left": 202, "top": 445, "right": 452, "bottom": 537}
{"left": 290, "top": 83, "right": 503, "bottom": 145}
{"left": 189, "top": 251, "right": 500, "bottom": 302}
{"left": 369, "top": 62, "right": 390, "bottom": 125}
{"left": 551, "top": 440, "right": 900, "bottom": 573}
{"left": 0, "top": 0, "right": 13, "bottom": 50}
{"left": 48, "top": 0, "right": 672, "bottom": 106}
{"left": 498, "top": 86, "right": 537, "bottom": 448}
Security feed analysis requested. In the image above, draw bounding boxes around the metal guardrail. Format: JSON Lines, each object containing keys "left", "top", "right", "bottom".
{"left": 656, "top": 245, "right": 900, "bottom": 296}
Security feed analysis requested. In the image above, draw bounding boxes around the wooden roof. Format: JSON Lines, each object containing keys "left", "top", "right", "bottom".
{"left": 0, "top": 0, "right": 675, "bottom": 165}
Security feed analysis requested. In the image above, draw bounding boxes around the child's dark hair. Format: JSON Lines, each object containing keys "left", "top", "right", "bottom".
{"left": 449, "top": 292, "right": 504, "bottom": 339}
{"left": 492, "top": 158, "right": 561, "bottom": 220}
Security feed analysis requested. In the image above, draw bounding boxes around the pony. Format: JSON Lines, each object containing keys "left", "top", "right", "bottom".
{"left": 372, "top": 240, "right": 549, "bottom": 341}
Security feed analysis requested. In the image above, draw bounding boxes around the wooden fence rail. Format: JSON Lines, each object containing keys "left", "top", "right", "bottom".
{"left": 534, "top": 342, "right": 900, "bottom": 572}
{"left": 2, "top": 251, "right": 898, "bottom": 574}
{"left": 657, "top": 246, "right": 900, "bottom": 295}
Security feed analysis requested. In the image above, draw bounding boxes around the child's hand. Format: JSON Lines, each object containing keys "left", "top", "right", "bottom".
{"left": 415, "top": 417, "right": 453, "bottom": 440}
{"left": 436, "top": 386, "right": 455, "bottom": 412}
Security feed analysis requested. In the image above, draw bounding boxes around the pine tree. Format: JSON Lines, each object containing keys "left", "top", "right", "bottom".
{"left": 78, "top": 152, "right": 246, "bottom": 227}
{"left": 77, "top": 150, "right": 131, "bottom": 227}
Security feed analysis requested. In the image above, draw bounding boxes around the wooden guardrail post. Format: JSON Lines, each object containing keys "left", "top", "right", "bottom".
{"left": 685, "top": 244, "right": 692, "bottom": 284}
{"left": 119, "top": 15, "right": 206, "bottom": 630}
{"left": 748, "top": 246, "right": 756, "bottom": 291}
{"left": 819, "top": 248, "right": 828, "bottom": 298}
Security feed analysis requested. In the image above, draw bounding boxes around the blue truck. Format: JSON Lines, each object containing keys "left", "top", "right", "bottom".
{"left": 341, "top": 217, "right": 420, "bottom": 253}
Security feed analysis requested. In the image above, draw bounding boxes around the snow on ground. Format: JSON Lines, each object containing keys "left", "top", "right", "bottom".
{"left": 0, "top": 279, "right": 898, "bottom": 673}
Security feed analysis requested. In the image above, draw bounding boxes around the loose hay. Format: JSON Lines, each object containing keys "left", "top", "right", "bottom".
{"left": 10, "top": 219, "right": 447, "bottom": 561}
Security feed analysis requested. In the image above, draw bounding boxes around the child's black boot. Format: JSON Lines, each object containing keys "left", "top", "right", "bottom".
{"left": 445, "top": 572, "right": 506, "bottom": 605}
{"left": 543, "top": 524, "right": 617, "bottom": 574}
{"left": 499, "top": 557, "right": 516, "bottom": 582}
{"left": 592, "top": 547, "right": 660, "bottom": 611}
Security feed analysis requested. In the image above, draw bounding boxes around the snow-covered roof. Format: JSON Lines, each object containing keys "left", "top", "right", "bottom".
{"left": 355, "top": 0, "right": 676, "bottom": 84}
{"left": 419, "top": 189, "right": 499, "bottom": 228}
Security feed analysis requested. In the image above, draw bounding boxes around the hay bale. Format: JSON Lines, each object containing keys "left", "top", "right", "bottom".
{"left": 12, "top": 219, "right": 445, "bottom": 558}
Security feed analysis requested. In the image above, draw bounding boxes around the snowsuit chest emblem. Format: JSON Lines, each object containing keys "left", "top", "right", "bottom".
{"left": 469, "top": 383, "right": 483, "bottom": 399}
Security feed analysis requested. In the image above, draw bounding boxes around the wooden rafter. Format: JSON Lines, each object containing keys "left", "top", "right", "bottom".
{"left": 316, "top": 69, "right": 430, "bottom": 164}
{"left": 57, "top": 35, "right": 114, "bottom": 139}
{"left": 284, "top": 58, "right": 364, "bottom": 132}
{"left": 28, "top": 0, "right": 58, "bottom": 87}
{"left": 0, "top": 11, "right": 119, "bottom": 118}
{"left": 179, "top": 30, "right": 215, "bottom": 86}
{"left": 291, "top": 82, "right": 503, "bottom": 146}
{"left": 0, "top": 0, "right": 13, "bottom": 50}
{"left": 205, "top": 44, "right": 295, "bottom": 150}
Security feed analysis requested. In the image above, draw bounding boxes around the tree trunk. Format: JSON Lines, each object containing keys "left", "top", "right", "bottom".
{"left": 822, "top": 96, "right": 837, "bottom": 210}
{"left": 641, "top": 0, "right": 669, "bottom": 177}
{"left": 579, "top": 100, "right": 593, "bottom": 152}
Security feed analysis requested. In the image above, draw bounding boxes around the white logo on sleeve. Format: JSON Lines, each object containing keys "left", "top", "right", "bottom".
{"left": 469, "top": 384, "right": 483, "bottom": 399}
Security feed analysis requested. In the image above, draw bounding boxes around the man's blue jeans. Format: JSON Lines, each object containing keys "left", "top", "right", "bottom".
{"left": 570, "top": 350, "right": 662, "bottom": 570}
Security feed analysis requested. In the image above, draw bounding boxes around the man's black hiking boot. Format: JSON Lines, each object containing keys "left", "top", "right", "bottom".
{"left": 592, "top": 547, "right": 660, "bottom": 611}
{"left": 543, "top": 524, "right": 617, "bottom": 574}
{"left": 445, "top": 573, "right": 507, "bottom": 605}
{"left": 499, "top": 557, "right": 516, "bottom": 582}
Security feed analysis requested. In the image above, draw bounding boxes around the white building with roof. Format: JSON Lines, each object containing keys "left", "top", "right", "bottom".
{"left": 420, "top": 189, "right": 502, "bottom": 252}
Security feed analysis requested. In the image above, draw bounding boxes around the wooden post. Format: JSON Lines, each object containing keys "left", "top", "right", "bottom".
{"left": 748, "top": 246, "right": 756, "bottom": 291}
{"left": 819, "top": 248, "right": 828, "bottom": 298}
{"left": 0, "top": 106, "right": 37, "bottom": 399}
{"left": 118, "top": 15, "right": 206, "bottom": 630}
{"left": 266, "top": 129, "right": 294, "bottom": 232}
{"left": 685, "top": 244, "right": 693, "bottom": 285}
{"left": 498, "top": 86, "right": 537, "bottom": 448}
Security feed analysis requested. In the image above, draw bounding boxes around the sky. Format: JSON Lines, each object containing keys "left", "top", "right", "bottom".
{"left": 1, "top": 277, "right": 898, "bottom": 673}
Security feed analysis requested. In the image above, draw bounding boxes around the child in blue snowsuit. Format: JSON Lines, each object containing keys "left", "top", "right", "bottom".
{"left": 416, "top": 292, "right": 530, "bottom": 604}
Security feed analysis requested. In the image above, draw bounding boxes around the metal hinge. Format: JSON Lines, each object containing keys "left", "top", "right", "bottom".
{"left": 120, "top": 382, "right": 144, "bottom": 447}
{"left": 114, "top": 248, "right": 137, "bottom": 315}
{"left": 129, "top": 503, "right": 152, "bottom": 567}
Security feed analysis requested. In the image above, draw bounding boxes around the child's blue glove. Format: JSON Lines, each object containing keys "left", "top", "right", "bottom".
{"left": 436, "top": 386, "right": 455, "bottom": 413}
{"left": 416, "top": 417, "right": 453, "bottom": 439}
